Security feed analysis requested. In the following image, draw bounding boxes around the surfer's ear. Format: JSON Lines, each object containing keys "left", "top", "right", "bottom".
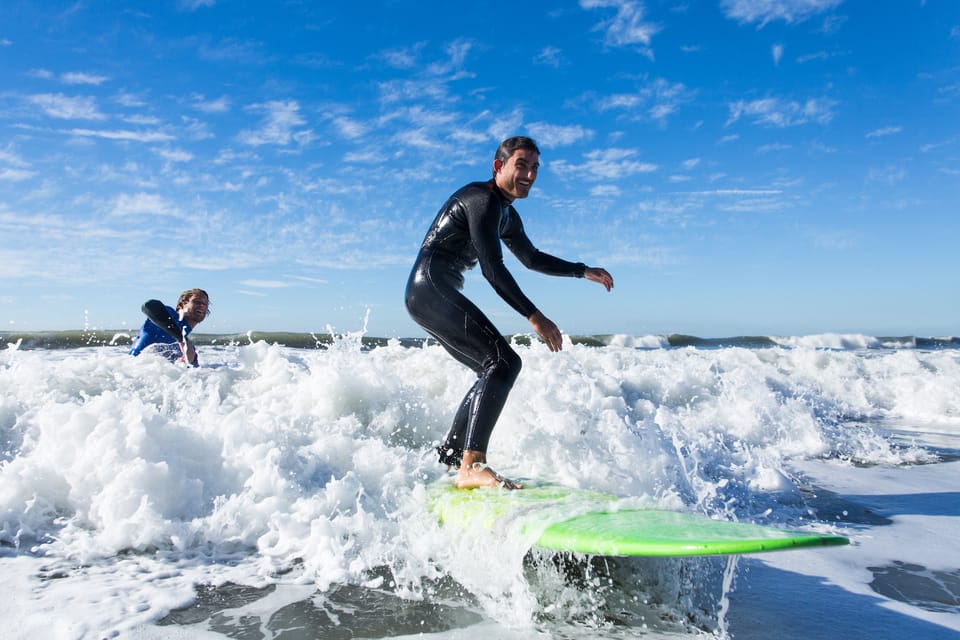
{"left": 493, "top": 159, "right": 503, "bottom": 174}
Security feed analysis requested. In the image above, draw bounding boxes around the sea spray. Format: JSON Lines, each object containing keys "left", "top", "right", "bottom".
{"left": 1, "top": 333, "right": 957, "bottom": 636}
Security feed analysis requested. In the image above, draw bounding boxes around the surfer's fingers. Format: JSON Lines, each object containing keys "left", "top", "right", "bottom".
{"left": 500, "top": 477, "right": 523, "bottom": 490}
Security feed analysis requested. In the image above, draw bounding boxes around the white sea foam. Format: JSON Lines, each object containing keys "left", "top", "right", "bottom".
{"left": 1, "top": 336, "right": 958, "bottom": 638}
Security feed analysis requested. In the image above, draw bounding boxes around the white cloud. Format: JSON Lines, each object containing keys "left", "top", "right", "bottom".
{"left": 772, "top": 43, "right": 784, "bottom": 65}
{"left": 110, "top": 192, "right": 184, "bottom": 218}
{"left": 597, "top": 78, "right": 693, "bottom": 124}
{"left": 115, "top": 92, "right": 148, "bottom": 108}
{"left": 61, "top": 72, "right": 109, "bottom": 85}
{"left": 426, "top": 39, "right": 475, "bottom": 77}
{"left": 122, "top": 114, "right": 161, "bottom": 126}
{"left": 238, "top": 100, "right": 308, "bottom": 146}
{"left": 66, "top": 128, "right": 174, "bottom": 142}
{"left": 720, "top": 0, "right": 843, "bottom": 27}
{"left": 758, "top": 143, "right": 792, "bottom": 153}
{"left": 0, "top": 149, "right": 30, "bottom": 167}
{"left": 182, "top": 0, "right": 216, "bottom": 9}
{"left": 590, "top": 184, "right": 622, "bottom": 197}
{"left": 552, "top": 148, "right": 658, "bottom": 180}
{"left": 192, "top": 94, "right": 230, "bottom": 113}
{"left": 682, "top": 158, "right": 701, "bottom": 170}
{"left": 599, "top": 94, "right": 643, "bottom": 110}
{"left": 343, "top": 150, "right": 387, "bottom": 164}
{"left": 867, "top": 165, "right": 906, "bottom": 185}
{"left": 28, "top": 93, "right": 106, "bottom": 120}
{"left": 379, "top": 43, "right": 426, "bottom": 69}
{"left": 525, "top": 122, "right": 594, "bottom": 148}
{"left": 534, "top": 46, "right": 563, "bottom": 68}
{"left": 581, "top": 0, "right": 661, "bottom": 52}
{"left": 240, "top": 279, "right": 291, "bottom": 288}
{"left": 866, "top": 126, "right": 902, "bottom": 138}
{"left": 0, "top": 168, "right": 36, "bottom": 181}
{"left": 332, "top": 116, "right": 370, "bottom": 139}
{"left": 683, "top": 189, "right": 783, "bottom": 196}
{"left": 727, "top": 96, "right": 836, "bottom": 127}
{"left": 157, "top": 148, "right": 194, "bottom": 162}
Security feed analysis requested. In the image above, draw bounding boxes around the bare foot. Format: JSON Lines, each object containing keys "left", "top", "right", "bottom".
{"left": 455, "top": 463, "right": 523, "bottom": 490}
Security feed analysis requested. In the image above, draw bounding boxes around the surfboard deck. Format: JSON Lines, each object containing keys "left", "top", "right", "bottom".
{"left": 430, "top": 481, "right": 849, "bottom": 557}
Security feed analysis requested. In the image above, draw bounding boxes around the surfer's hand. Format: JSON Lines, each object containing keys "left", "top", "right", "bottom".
{"left": 180, "top": 340, "right": 197, "bottom": 366}
{"left": 529, "top": 310, "right": 562, "bottom": 352}
{"left": 584, "top": 267, "right": 613, "bottom": 292}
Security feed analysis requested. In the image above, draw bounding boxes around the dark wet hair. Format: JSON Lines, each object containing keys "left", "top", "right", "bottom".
{"left": 493, "top": 136, "right": 540, "bottom": 177}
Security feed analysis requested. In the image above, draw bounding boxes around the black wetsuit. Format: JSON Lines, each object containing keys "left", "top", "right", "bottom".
{"left": 405, "top": 180, "right": 586, "bottom": 466}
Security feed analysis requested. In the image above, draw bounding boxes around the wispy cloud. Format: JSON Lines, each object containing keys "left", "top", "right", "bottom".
{"left": 727, "top": 96, "right": 837, "bottom": 127}
{"left": 552, "top": 148, "right": 658, "bottom": 181}
{"left": 61, "top": 72, "right": 109, "bottom": 85}
{"left": 240, "top": 279, "right": 291, "bottom": 288}
{"left": 597, "top": 78, "right": 694, "bottom": 124}
{"left": 379, "top": 42, "right": 426, "bottom": 69}
{"left": 425, "top": 39, "right": 475, "bottom": 77}
{"left": 156, "top": 148, "right": 193, "bottom": 162}
{"left": 720, "top": 0, "right": 843, "bottom": 27}
{"left": 772, "top": 43, "right": 784, "bottom": 65}
{"left": 534, "top": 46, "right": 564, "bottom": 68}
{"left": 66, "top": 128, "right": 174, "bottom": 143}
{"left": 331, "top": 115, "right": 370, "bottom": 140}
{"left": 238, "top": 100, "right": 310, "bottom": 146}
{"left": 680, "top": 189, "right": 784, "bottom": 196}
{"left": 0, "top": 149, "right": 30, "bottom": 167}
{"left": 110, "top": 192, "right": 184, "bottom": 218}
{"left": 28, "top": 93, "right": 106, "bottom": 120}
{"left": 191, "top": 94, "right": 230, "bottom": 114}
{"left": 590, "top": 184, "right": 622, "bottom": 197}
{"left": 179, "top": 0, "right": 216, "bottom": 10}
{"left": 526, "top": 123, "right": 594, "bottom": 148}
{"left": 581, "top": 0, "right": 661, "bottom": 54}
{"left": 0, "top": 168, "right": 36, "bottom": 182}
{"left": 866, "top": 126, "right": 902, "bottom": 138}
{"left": 866, "top": 165, "right": 906, "bottom": 185}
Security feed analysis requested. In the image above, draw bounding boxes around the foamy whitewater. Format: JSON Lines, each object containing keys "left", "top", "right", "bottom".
{"left": 1, "top": 329, "right": 958, "bottom": 639}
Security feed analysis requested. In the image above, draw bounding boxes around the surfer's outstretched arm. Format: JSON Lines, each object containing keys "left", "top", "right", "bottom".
{"left": 141, "top": 299, "right": 196, "bottom": 365}
{"left": 142, "top": 299, "right": 184, "bottom": 341}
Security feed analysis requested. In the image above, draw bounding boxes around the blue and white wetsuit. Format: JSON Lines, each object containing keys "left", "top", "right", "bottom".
{"left": 128, "top": 304, "right": 194, "bottom": 364}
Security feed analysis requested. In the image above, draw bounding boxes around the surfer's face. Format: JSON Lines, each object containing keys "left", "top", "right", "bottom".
{"left": 494, "top": 148, "right": 539, "bottom": 201}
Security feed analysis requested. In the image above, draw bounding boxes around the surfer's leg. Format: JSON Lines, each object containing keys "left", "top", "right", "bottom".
{"left": 449, "top": 345, "right": 523, "bottom": 489}
{"left": 436, "top": 383, "right": 477, "bottom": 468}
{"left": 405, "top": 275, "right": 522, "bottom": 487}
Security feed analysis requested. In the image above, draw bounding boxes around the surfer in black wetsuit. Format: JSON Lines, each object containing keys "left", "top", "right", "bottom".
{"left": 405, "top": 136, "right": 614, "bottom": 490}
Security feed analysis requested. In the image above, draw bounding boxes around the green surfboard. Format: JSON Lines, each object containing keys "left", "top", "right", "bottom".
{"left": 430, "top": 481, "right": 849, "bottom": 557}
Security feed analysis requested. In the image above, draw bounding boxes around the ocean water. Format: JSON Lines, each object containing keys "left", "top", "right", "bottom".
{"left": 1, "top": 330, "right": 958, "bottom": 639}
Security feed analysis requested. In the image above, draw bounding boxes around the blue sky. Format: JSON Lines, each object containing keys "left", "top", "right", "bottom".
{"left": 1, "top": 1, "right": 958, "bottom": 339}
